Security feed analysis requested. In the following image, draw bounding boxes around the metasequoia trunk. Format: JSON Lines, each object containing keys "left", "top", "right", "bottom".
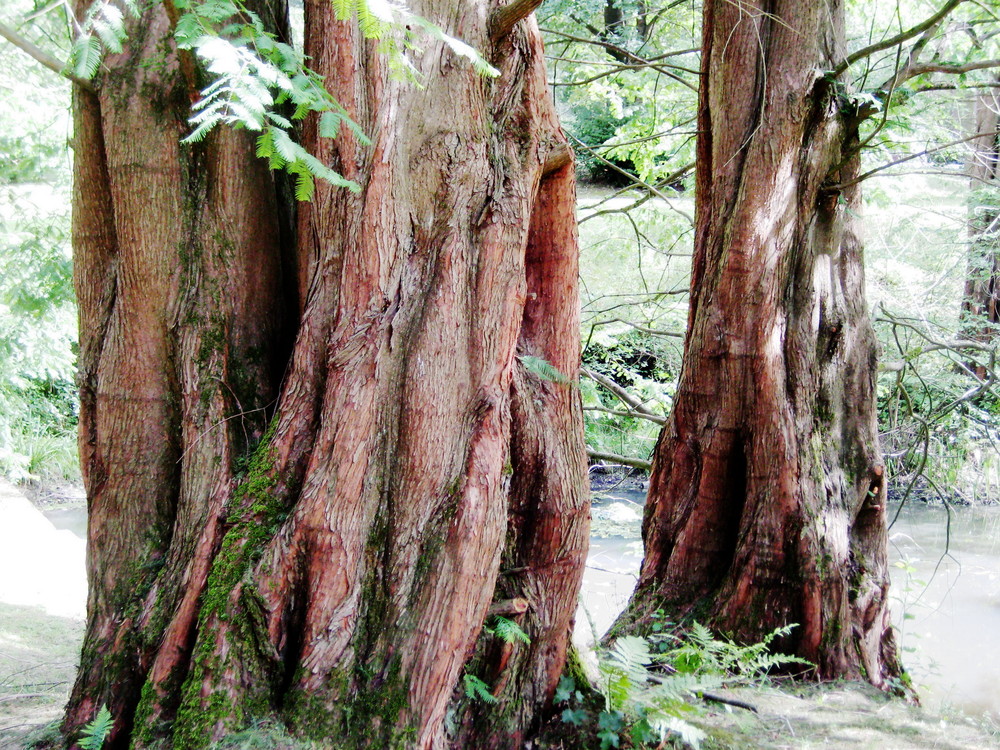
{"left": 962, "top": 85, "right": 1000, "bottom": 377}
{"left": 615, "top": 0, "right": 904, "bottom": 688}
{"left": 65, "top": 1, "right": 291, "bottom": 743}
{"left": 61, "top": 0, "right": 587, "bottom": 748}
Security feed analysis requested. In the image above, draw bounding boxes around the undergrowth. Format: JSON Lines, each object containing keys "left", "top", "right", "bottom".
{"left": 547, "top": 620, "right": 810, "bottom": 749}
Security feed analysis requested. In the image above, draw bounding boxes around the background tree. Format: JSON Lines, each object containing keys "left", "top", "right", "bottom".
{"left": 50, "top": 0, "right": 589, "bottom": 747}
{"left": 613, "top": 0, "right": 906, "bottom": 686}
{"left": 962, "top": 84, "right": 1000, "bottom": 376}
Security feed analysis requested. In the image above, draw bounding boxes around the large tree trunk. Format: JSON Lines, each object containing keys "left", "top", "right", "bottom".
{"left": 614, "top": 0, "right": 904, "bottom": 689}
{"left": 962, "top": 85, "right": 1000, "bottom": 378}
{"left": 61, "top": 1, "right": 587, "bottom": 748}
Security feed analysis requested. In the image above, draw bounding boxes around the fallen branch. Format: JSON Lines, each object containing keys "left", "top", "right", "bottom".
{"left": 700, "top": 691, "right": 758, "bottom": 713}
{"left": 587, "top": 448, "right": 652, "bottom": 472}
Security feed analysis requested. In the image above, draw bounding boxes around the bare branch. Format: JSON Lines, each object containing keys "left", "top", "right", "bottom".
{"left": 540, "top": 27, "right": 700, "bottom": 91}
{"left": 0, "top": 19, "right": 94, "bottom": 91}
{"left": 583, "top": 404, "right": 667, "bottom": 425}
{"left": 827, "top": 130, "right": 994, "bottom": 189}
{"left": 898, "top": 58, "right": 1000, "bottom": 81}
{"left": 833, "top": 0, "right": 966, "bottom": 77}
{"left": 599, "top": 316, "right": 684, "bottom": 339}
{"left": 581, "top": 367, "right": 662, "bottom": 421}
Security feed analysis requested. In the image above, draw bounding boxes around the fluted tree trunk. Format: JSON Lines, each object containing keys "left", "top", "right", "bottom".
{"left": 61, "top": 0, "right": 588, "bottom": 748}
{"left": 614, "top": 0, "right": 904, "bottom": 689}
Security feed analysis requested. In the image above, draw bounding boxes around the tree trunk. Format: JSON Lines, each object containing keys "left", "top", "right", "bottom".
{"left": 962, "top": 85, "right": 1000, "bottom": 378}
{"left": 61, "top": 1, "right": 587, "bottom": 748}
{"left": 614, "top": 0, "right": 905, "bottom": 689}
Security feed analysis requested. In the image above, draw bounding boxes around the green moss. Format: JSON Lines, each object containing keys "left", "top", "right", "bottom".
{"left": 172, "top": 418, "right": 288, "bottom": 748}
{"left": 284, "top": 659, "right": 414, "bottom": 749}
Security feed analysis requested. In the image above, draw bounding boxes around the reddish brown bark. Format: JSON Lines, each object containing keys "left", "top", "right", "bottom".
{"left": 614, "top": 0, "right": 904, "bottom": 689}
{"left": 62, "top": 1, "right": 586, "bottom": 748}
{"left": 962, "top": 86, "right": 1000, "bottom": 377}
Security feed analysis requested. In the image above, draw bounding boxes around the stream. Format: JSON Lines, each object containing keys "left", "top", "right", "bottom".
{"left": 42, "top": 489, "right": 1000, "bottom": 717}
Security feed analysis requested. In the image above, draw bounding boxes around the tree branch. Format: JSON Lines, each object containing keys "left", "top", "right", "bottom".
{"left": 540, "top": 27, "right": 699, "bottom": 91}
{"left": 827, "top": 130, "right": 994, "bottom": 189}
{"left": 583, "top": 404, "right": 667, "bottom": 425}
{"left": 490, "top": 0, "right": 545, "bottom": 42}
{"left": 581, "top": 367, "right": 662, "bottom": 421}
{"left": 586, "top": 449, "right": 652, "bottom": 472}
{"left": 542, "top": 141, "right": 573, "bottom": 175}
{"left": 833, "top": 0, "right": 965, "bottom": 77}
{"left": 0, "top": 19, "right": 94, "bottom": 91}
{"left": 898, "top": 58, "right": 1000, "bottom": 82}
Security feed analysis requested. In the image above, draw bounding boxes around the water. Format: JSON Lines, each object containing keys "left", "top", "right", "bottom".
{"left": 582, "top": 487, "right": 1000, "bottom": 718}
{"left": 45, "top": 491, "right": 1000, "bottom": 716}
{"left": 889, "top": 502, "right": 1000, "bottom": 715}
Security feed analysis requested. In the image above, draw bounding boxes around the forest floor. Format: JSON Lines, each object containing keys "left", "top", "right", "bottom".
{"left": 1, "top": 479, "right": 999, "bottom": 749}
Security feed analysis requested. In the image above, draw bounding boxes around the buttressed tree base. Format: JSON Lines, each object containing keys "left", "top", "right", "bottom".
{"left": 63, "top": 0, "right": 588, "bottom": 747}
{"left": 615, "top": 0, "right": 905, "bottom": 690}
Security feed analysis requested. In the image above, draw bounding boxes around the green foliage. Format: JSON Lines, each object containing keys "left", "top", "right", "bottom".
{"left": 462, "top": 673, "right": 497, "bottom": 704}
{"left": 541, "top": 0, "right": 700, "bottom": 187}
{"left": 78, "top": 704, "right": 114, "bottom": 750}
{"left": 67, "top": 0, "right": 140, "bottom": 79}
{"left": 665, "top": 622, "right": 812, "bottom": 680}
{"left": 582, "top": 329, "right": 676, "bottom": 463}
{"left": 0, "top": 188, "right": 78, "bottom": 483}
{"left": 171, "top": 0, "right": 367, "bottom": 198}
{"left": 208, "top": 718, "right": 320, "bottom": 748}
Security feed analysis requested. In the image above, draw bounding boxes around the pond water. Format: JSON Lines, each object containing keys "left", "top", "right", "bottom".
{"left": 583, "top": 485, "right": 1000, "bottom": 719}
{"left": 44, "top": 490, "right": 1000, "bottom": 716}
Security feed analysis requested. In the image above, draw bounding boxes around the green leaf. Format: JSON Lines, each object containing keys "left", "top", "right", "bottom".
{"left": 554, "top": 675, "right": 574, "bottom": 703}
{"left": 560, "top": 707, "right": 588, "bottom": 726}
{"left": 71, "top": 35, "right": 103, "bottom": 79}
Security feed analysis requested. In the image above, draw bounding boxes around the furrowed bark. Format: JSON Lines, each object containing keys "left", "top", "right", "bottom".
{"left": 614, "top": 0, "right": 904, "bottom": 690}
{"left": 62, "top": 1, "right": 586, "bottom": 748}
{"left": 64, "top": 2, "right": 291, "bottom": 746}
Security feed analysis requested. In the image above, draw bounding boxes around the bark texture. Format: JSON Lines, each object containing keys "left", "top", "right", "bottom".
{"left": 615, "top": 0, "right": 904, "bottom": 689}
{"left": 63, "top": 1, "right": 587, "bottom": 748}
{"left": 962, "top": 86, "right": 1000, "bottom": 376}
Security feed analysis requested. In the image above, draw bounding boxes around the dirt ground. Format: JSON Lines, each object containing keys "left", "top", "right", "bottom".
{"left": 0, "top": 479, "right": 85, "bottom": 748}
{"left": 1, "top": 479, "right": 999, "bottom": 749}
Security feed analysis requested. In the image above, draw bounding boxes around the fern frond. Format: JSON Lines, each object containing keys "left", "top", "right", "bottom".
{"left": 492, "top": 616, "right": 531, "bottom": 644}
{"left": 463, "top": 673, "right": 498, "bottom": 704}
{"left": 78, "top": 704, "right": 114, "bottom": 750}
{"left": 71, "top": 35, "right": 103, "bottom": 79}
{"left": 520, "top": 355, "right": 574, "bottom": 385}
